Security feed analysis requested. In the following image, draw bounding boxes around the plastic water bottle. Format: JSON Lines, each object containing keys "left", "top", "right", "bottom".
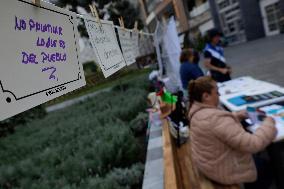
{"left": 247, "top": 106, "right": 258, "bottom": 124}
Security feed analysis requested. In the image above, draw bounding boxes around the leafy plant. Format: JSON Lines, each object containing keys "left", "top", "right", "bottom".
{"left": 0, "top": 74, "right": 150, "bottom": 189}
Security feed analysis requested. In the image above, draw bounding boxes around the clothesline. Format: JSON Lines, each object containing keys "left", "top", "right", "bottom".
{"left": 76, "top": 13, "right": 154, "bottom": 36}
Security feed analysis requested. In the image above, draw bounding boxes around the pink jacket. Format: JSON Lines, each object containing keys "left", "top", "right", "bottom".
{"left": 188, "top": 102, "right": 276, "bottom": 185}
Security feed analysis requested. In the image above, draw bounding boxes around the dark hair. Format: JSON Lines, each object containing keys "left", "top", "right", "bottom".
{"left": 192, "top": 50, "right": 200, "bottom": 65}
{"left": 180, "top": 49, "right": 194, "bottom": 63}
{"left": 207, "top": 28, "right": 222, "bottom": 42}
{"left": 188, "top": 76, "right": 215, "bottom": 110}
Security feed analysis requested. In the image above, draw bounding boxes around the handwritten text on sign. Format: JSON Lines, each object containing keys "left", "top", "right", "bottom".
{"left": 139, "top": 35, "right": 155, "bottom": 57}
{"left": 117, "top": 28, "right": 136, "bottom": 66}
{"left": 131, "top": 31, "right": 139, "bottom": 58}
{"left": 15, "top": 16, "right": 66, "bottom": 81}
{"left": 0, "top": 0, "right": 85, "bottom": 121}
{"left": 84, "top": 18, "right": 126, "bottom": 78}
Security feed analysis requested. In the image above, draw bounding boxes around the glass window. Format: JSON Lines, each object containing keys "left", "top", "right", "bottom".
{"left": 218, "top": 0, "right": 230, "bottom": 9}
{"left": 228, "top": 22, "right": 236, "bottom": 32}
{"left": 265, "top": 2, "right": 281, "bottom": 32}
{"left": 269, "top": 23, "right": 278, "bottom": 31}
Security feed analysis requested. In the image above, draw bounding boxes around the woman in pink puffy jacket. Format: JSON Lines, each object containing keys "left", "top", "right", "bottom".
{"left": 188, "top": 76, "right": 277, "bottom": 189}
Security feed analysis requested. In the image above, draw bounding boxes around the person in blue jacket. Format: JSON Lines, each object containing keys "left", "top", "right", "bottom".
{"left": 179, "top": 49, "right": 204, "bottom": 98}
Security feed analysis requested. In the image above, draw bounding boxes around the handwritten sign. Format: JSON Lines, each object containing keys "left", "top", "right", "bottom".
{"left": 131, "top": 31, "right": 139, "bottom": 58}
{"left": 148, "top": 35, "right": 155, "bottom": 54}
{"left": 0, "top": 0, "right": 86, "bottom": 121}
{"left": 117, "top": 27, "right": 136, "bottom": 66}
{"left": 84, "top": 17, "right": 126, "bottom": 78}
{"left": 139, "top": 34, "right": 148, "bottom": 57}
{"left": 139, "top": 34, "right": 155, "bottom": 57}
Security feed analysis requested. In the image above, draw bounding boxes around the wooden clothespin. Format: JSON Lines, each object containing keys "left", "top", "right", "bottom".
{"left": 133, "top": 21, "right": 138, "bottom": 32}
{"left": 33, "top": 0, "right": 40, "bottom": 7}
{"left": 89, "top": 4, "right": 102, "bottom": 28}
{"left": 139, "top": 30, "right": 144, "bottom": 39}
{"left": 118, "top": 16, "right": 125, "bottom": 30}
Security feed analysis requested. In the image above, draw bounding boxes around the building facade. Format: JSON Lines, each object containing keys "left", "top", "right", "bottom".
{"left": 259, "top": 0, "right": 284, "bottom": 36}
{"left": 140, "top": 0, "right": 284, "bottom": 45}
{"left": 209, "top": 0, "right": 284, "bottom": 44}
{"left": 188, "top": 1, "right": 214, "bottom": 36}
{"left": 139, "top": 0, "right": 190, "bottom": 33}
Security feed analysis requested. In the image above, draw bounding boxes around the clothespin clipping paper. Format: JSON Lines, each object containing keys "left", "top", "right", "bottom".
{"left": 133, "top": 21, "right": 138, "bottom": 32}
{"left": 140, "top": 30, "right": 144, "bottom": 39}
{"left": 89, "top": 4, "right": 102, "bottom": 28}
{"left": 33, "top": 0, "right": 40, "bottom": 6}
{"left": 119, "top": 17, "right": 125, "bottom": 29}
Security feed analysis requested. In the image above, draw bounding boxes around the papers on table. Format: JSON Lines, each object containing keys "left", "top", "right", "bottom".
{"left": 219, "top": 77, "right": 284, "bottom": 111}
{"left": 247, "top": 103, "right": 284, "bottom": 142}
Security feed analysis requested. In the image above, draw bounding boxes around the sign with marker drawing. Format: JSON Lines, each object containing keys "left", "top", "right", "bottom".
{"left": 117, "top": 27, "right": 136, "bottom": 65}
{"left": 139, "top": 34, "right": 150, "bottom": 57}
{"left": 131, "top": 31, "right": 139, "bottom": 58}
{"left": 84, "top": 17, "right": 126, "bottom": 78}
{"left": 0, "top": 0, "right": 86, "bottom": 121}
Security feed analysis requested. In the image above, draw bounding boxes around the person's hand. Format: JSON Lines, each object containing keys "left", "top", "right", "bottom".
{"left": 219, "top": 68, "right": 229, "bottom": 75}
{"left": 236, "top": 110, "right": 248, "bottom": 120}
{"left": 264, "top": 116, "right": 276, "bottom": 126}
{"left": 227, "top": 67, "right": 232, "bottom": 74}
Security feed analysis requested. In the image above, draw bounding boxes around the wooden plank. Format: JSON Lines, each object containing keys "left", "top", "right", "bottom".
{"left": 163, "top": 118, "right": 240, "bottom": 189}
{"left": 163, "top": 119, "right": 179, "bottom": 189}
{"left": 176, "top": 142, "right": 195, "bottom": 189}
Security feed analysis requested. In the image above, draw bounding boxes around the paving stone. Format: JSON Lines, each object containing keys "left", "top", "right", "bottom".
{"left": 146, "top": 147, "right": 163, "bottom": 161}
{"left": 148, "top": 137, "right": 163, "bottom": 150}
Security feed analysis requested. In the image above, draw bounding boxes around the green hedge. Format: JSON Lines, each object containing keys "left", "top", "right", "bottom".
{"left": 0, "top": 105, "right": 46, "bottom": 137}
{"left": 0, "top": 74, "right": 149, "bottom": 189}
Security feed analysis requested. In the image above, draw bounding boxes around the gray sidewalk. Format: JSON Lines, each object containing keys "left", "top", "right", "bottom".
{"left": 46, "top": 87, "right": 111, "bottom": 112}
{"left": 142, "top": 120, "right": 164, "bottom": 189}
{"left": 225, "top": 34, "right": 284, "bottom": 86}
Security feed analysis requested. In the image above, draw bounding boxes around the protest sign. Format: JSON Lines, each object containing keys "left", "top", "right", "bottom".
{"left": 0, "top": 0, "right": 86, "bottom": 121}
{"left": 131, "top": 31, "right": 139, "bottom": 58}
{"left": 84, "top": 17, "right": 126, "bottom": 77}
{"left": 117, "top": 28, "right": 136, "bottom": 65}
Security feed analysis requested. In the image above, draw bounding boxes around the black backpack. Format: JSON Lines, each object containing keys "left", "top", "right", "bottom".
{"left": 168, "top": 90, "right": 189, "bottom": 146}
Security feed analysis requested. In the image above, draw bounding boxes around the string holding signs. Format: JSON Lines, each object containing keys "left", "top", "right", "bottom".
{"left": 84, "top": 15, "right": 126, "bottom": 78}
{"left": 0, "top": 0, "right": 86, "bottom": 121}
{"left": 117, "top": 27, "right": 136, "bottom": 66}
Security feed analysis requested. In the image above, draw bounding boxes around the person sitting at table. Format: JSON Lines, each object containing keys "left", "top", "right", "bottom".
{"left": 188, "top": 76, "right": 277, "bottom": 189}
{"left": 179, "top": 48, "right": 204, "bottom": 99}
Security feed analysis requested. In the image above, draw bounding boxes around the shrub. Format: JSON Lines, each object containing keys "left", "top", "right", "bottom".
{"left": 84, "top": 163, "right": 144, "bottom": 189}
{"left": 82, "top": 61, "right": 98, "bottom": 76}
{"left": 0, "top": 74, "right": 150, "bottom": 189}
{"left": 129, "top": 112, "right": 148, "bottom": 136}
{"left": 0, "top": 105, "right": 46, "bottom": 137}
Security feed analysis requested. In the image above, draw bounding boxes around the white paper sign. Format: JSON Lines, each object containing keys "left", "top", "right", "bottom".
{"left": 139, "top": 35, "right": 146, "bottom": 57}
{"left": 147, "top": 35, "right": 155, "bottom": 55}
{"left": 84, "top": 17, "right": 126, "bottom": 78}
{"left": 138, "top": 33, "right": 155, "bottom": 57}
{"left": 131, "top": 31, "right": 139, "bottom": 58}
{"left": 139, "top": 35, "right": 150, "bottom": 57}
{"left": 117, "top": 27, "right": 136, "bottom": 65}
{"left": 0, "top": 0, "right": 86, "bottom": 121}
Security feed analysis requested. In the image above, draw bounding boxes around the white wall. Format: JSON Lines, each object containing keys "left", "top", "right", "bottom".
{"left": 199, "top": 20, "right": 214, "bottom": 35}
